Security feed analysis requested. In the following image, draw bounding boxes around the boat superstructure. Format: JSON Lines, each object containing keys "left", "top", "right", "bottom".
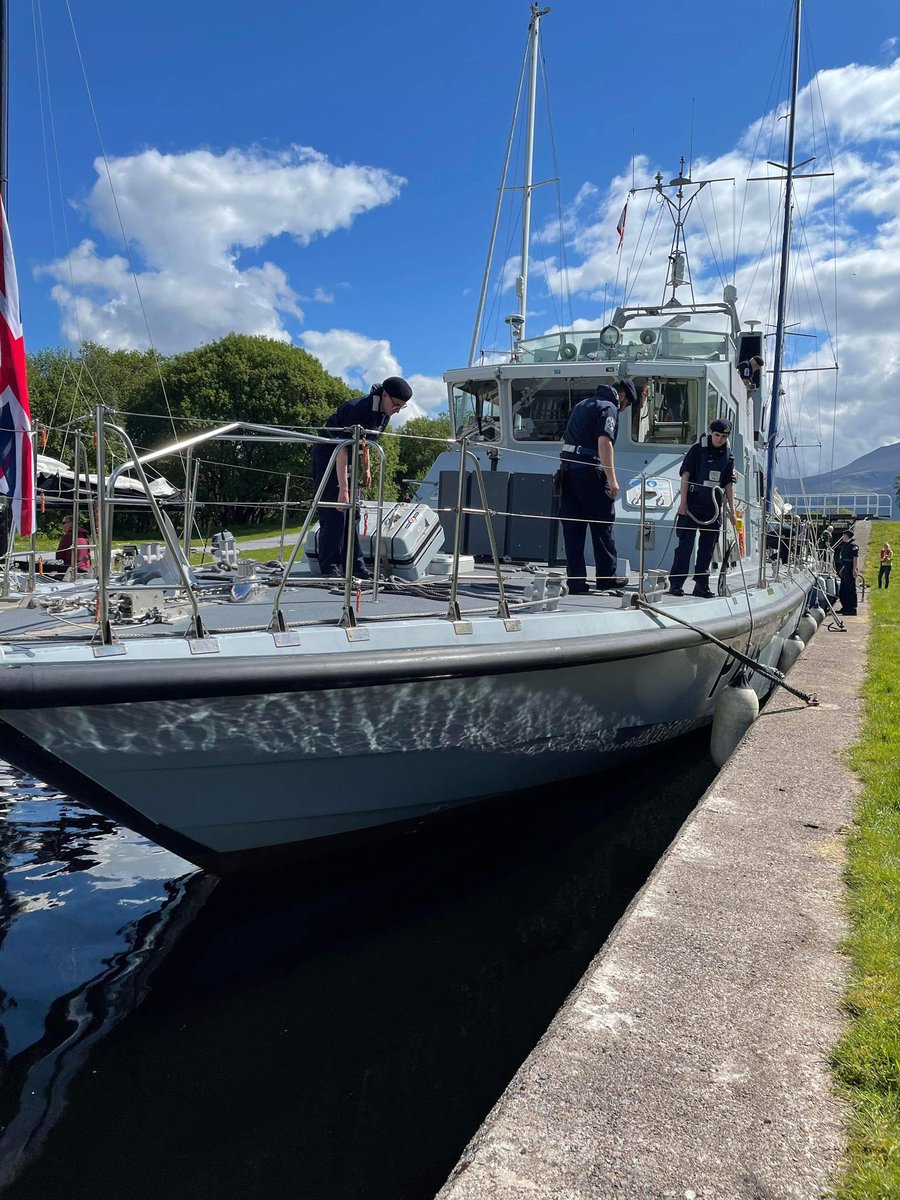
{"left": 426, "top": 289, "right": 767, "bottom": 583}
{"left": 423, "top": 140, "right": 771, "bottom": 585}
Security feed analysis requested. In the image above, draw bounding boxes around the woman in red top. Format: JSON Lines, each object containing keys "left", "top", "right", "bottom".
{"left": 56, "top": 514, "right": 92, "bottom": 573}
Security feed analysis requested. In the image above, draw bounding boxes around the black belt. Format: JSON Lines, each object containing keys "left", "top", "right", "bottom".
{"left": 561, "top": 444, "right": 600, "bottom": 461}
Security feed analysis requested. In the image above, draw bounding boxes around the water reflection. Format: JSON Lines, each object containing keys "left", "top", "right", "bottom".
{"left": 0, "top": 770, "right": 204, "bottom": 1184}
{"left": 0, "top": 768, "right": 192, "bottom": 1059}
{"left": 0, "top": 739, "right": 716, "bottom": 1200}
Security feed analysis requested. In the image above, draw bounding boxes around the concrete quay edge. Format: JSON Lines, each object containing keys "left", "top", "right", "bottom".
{"left": 436, "top": 533, "right": 870, "bottom": 1200}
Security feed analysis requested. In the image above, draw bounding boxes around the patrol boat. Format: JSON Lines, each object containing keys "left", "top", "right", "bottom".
{"left": 0, "top": 3, "right": 826, "bottom": 873}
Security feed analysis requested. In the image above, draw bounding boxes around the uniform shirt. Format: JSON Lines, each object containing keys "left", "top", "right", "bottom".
{"left": 738, "top": 360, "right": 761, "bottom": 388}
{"left": 835, "top": 539, "right": 859, "bottom": 570}
{"left": 313, "top": 390, "right": 390, "bottom": 475}
{"left": 561, "top": 385, "right": 619, "bottom": 462}
{"left": 323, "top": 391, "right": 391, "bottom": 438}
{"left": 679, "top": 437, "right": 735, "bottom": 489}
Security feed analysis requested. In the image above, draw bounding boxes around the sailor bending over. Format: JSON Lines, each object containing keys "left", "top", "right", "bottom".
{"left": 312, "top": 377, "right": 412, "bottom": 578}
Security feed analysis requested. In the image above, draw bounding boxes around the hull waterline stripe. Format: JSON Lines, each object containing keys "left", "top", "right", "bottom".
{"left": 0, "top": 585, "right": 808, "bottom": 710}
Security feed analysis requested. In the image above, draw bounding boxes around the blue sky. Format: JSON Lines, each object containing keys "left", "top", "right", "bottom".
{"left": 7, "top": 0, "right": 900, "bottom": 474}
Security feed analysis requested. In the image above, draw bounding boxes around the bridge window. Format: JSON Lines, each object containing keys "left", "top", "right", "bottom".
{"left": 451, "top": 380, "right": 501, "bottom": 439}
{"left": 633, "top": 377, "right": 700, "bottom": 445}
{"left": 511, "top": 378, "right": 600, "bottom": 441}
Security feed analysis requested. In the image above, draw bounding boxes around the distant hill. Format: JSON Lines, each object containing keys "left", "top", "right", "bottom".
{"left": 777, "top": 442, "right": 900, "bottom": 516}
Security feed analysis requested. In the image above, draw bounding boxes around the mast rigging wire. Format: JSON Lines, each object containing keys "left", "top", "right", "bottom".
{"left": 538, "top": 46, "right": 573, "bottom": 330}
{"left": 62, "top": 0, "right": 182, "bottom": 459}
{"left": 469, "top": 21, "right": 529, "bottom": 363}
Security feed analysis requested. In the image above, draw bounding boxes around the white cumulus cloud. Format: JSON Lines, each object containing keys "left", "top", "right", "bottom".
{"left": 299, "top": 327, "right": 446, "bottom": 422}
{"left": 38, "top": 145, "right": 405, "bottom": 354}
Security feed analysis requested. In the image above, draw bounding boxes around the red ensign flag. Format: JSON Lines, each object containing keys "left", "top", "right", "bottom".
{"left": 0, "top": 197, "right": 35, "bottom": 537}
{"left": 616, "top": 202, "right": 628, "bottom": 254}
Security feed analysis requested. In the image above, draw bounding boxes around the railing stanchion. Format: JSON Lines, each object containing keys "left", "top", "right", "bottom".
{"left": 183, "top": 449, "right": 194, "bottom": 559}
{"left": 278, "top": 473, "right": 291, "bottom": 563}
{"left": 638, "top": 471, "right": 647, "bottom": 598}
{"left": 371, "top": 444, "right": 386, "bottom": 602}
{"left": 468, "top": 449, "right": 509, "bottom": 619}
{"left": 27, "top": 423, "right": 38, "bottom": 593}
{"left": 446, "top": 437, "right": 468, "bottom": 622}
{"left": 95, "top": 405, "right": 113, "bottom": 644}
{"left": 339, "top": 426, "right": 362, "bottom": 628}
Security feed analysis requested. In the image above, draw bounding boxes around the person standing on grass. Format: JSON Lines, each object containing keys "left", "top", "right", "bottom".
{"left": 878, "top": 542, "right": 893, "bottom": 589}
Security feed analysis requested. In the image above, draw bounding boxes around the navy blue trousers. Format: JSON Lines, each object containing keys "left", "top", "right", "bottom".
{"left": 313, "top": 456, "right": 365, "bottom": 576}
{"left": 838, "top": 566, "right": 857, "bottom": 614}
{"left": 669, "top": 512, "right": 721, "bottom": 591}
{"left": 559, "top": 464, "right": 617, "bottom": 591}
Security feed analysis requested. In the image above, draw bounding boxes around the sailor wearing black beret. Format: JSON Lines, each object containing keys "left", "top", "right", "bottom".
{"left": 312, "top": 376, "right": 413, "bottom": 579}
{"left": 835, "top": 527, "right": 859, "bottom": 615}
{"left": 667, "top": 419, "right": 737, "bottom": 598}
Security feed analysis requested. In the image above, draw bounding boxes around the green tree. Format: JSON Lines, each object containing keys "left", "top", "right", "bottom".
{"left": 387, "top": 414, "right": 452, "bottom": 498}
{"left": 26, "top": 335, "right": 409, "bottom": 531}
{"left": 27, "top": 342, "right": 160, "bottom": 463}
{"left": 124, "top": 334, "right": 358, "bottom": 524}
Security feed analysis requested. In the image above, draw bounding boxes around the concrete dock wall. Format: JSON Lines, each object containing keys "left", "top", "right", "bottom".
{"left": 438, "top": 544, "right": 868, "bottom": 1199}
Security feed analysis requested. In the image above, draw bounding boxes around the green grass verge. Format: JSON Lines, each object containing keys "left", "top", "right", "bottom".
{"left": 832, "top": 520, "right": 900, "bottom": 1199}
{"left": 10, "top": 520, "right": 306, "bottom": 558}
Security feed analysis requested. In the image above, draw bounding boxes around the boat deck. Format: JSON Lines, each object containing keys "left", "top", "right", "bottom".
{"left": 0, "top": 562, "right": 773, "bottom": 645}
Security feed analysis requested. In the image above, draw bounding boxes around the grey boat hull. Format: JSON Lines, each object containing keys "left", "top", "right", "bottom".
{"left": 0, "top": 576, "right": 812, "bottom": 872}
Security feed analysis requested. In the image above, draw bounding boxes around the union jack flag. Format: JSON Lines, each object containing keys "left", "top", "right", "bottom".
{"left": 0, "top": 197, "right": 35, "bottom": 537}
{"left": 616, "top": 202, "right": 628, "bottom": 254}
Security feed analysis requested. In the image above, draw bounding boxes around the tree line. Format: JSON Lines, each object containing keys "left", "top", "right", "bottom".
{"left": 26, "top": 335, "right": 451, "bottom": 530}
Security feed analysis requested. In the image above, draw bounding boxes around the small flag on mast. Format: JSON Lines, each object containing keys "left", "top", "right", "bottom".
{"left": 0, "top": 197, "right": 35, "bottom": 538}
{"left": 616, "top": 202, "right": 628, "bottom": 254}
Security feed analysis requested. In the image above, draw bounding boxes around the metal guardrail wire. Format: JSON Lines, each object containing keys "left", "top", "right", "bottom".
{"left": 780, "top": 492, "right": 893, "bottom": 519}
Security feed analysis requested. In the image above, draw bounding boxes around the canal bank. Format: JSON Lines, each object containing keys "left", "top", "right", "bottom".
{"left": 438, "top": 542, "right": 869, "bottom": 1199}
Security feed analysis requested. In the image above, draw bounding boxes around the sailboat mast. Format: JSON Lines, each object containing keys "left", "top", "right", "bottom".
{"left": 765, "top": 0, "right": 802, "bottom": 514}
{"left": 517, "top": 4, "right": 548, "bottom": 344}
{"left": 0, "top": 0, "right": 8, "bottom": 210}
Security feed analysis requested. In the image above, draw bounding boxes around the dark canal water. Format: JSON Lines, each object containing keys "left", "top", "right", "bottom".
{"left": 0, "top": 738, "right": 718, "bottom": 1200}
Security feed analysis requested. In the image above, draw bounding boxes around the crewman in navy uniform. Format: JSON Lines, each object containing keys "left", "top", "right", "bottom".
{"left": 834, "top": 527, "right": 859, "bottom": 615}
{"left": 559, "top": 378, "right": 636, "bottom": 593}
{"left": 667, "top": 418, "right": 737, "bottom": 597}
{"left": 313, "top": 377, "right": 413, "bottom": 578}
{"left": 738, "top": 355, "right": 764, "bottom": 389}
